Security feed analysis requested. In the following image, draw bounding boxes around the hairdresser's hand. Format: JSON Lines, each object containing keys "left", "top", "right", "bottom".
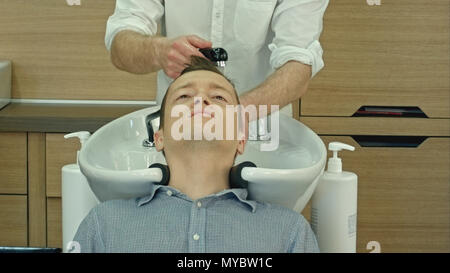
{"left": 157, "top": 35, "right": 212, "bottom": 79}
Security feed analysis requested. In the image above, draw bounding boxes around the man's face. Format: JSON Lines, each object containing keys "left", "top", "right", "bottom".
{"left": 154, "top": 70, "right": 246, "bottom": 157}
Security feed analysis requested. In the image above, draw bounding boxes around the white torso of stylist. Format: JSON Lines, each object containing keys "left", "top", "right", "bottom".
{"left": 105, "top": 0, "right": 329, "bottom": 117}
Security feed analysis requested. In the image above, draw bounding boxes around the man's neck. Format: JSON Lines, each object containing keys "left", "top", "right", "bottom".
{"left": 167, "top": 147, "right": 233, "bottom": 201}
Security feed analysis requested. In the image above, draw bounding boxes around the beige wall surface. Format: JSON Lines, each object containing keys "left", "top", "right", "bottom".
{"left": 0, "top": 0, "right": 157, "bottom": 101}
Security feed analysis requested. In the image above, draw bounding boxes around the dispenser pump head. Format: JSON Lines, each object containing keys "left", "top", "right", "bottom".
{"left": 64, "top": 131, "right": 91, "bottom": 164}
{"left": 327, "top": 141, "right": 355, "bottom": 172}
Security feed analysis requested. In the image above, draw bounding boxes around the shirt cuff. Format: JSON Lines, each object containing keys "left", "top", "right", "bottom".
{"left": 268, "top": 40, "right": 324, "bottom": 78}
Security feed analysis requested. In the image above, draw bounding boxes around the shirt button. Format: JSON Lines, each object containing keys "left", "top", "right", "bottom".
{"left": 193, "top": 234, "right": 200, "bottom": 241}
{"left": 197, "top": 201, "right": 202, "bottom": 208}
{"left": 166, "top": 190, "right": 173, "bottom": 196}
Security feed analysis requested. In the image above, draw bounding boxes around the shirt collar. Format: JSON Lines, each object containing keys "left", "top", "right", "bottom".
{"left": 136, "top": 183, "right": 257, "bottom": 213}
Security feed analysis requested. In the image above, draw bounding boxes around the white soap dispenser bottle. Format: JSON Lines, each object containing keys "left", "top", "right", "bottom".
{"left": 61, "top": 131, "right": 99, "bottom": 253}
{"left": 311, "top": 141, "right": 358, "bottom": 253}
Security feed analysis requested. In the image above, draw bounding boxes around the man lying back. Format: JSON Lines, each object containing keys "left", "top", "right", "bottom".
{"left": 74, "top": 56, "right": 319, "bottom": 253}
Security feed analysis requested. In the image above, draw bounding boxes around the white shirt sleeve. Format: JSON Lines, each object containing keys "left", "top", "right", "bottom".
{"left": 269, "top": 0, "right": 329, "bottom": 78}
{"left": 104, "top": 0, "right": 164, "bottom": 51}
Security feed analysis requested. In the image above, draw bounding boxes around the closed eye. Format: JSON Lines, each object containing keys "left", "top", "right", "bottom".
{"left": 177, "top": 94, "right": 190, "bottom": 100}
{"left": 213, "top": 95, "right": 227, "bottom": 102}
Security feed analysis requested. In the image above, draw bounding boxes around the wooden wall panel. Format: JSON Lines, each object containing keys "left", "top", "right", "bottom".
{"left": 302, "top": 0, "right": 449, "bottom": 118}
{"left": 0, "top": 0, "right": 157, "bottom": 100}
{"left": 0, "top": 132, "right": 27, "bottom": 194}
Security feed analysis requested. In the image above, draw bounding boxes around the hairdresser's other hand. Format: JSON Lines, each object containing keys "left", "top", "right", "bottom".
{"left": 157, "top": 35, "right": 212, "bottom": 79}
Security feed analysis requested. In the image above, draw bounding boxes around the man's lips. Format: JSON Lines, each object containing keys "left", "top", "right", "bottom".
{"left": 191, "top": 110, "right": 214, "bottom": 118}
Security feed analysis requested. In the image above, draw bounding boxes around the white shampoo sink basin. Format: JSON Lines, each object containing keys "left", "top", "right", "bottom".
{"left": 79, "top": 106, "right": 326, "bottom": 213}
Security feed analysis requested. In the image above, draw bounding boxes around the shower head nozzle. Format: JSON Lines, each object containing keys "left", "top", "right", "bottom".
{"left": 199, "top": 47, "right": 228, "bottom": 67}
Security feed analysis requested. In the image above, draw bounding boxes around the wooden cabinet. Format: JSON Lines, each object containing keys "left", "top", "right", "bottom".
{"left": 47, "top": 198, "right": 62, "bottom": 248}
{"left": 298, "top": 0, "right": 450, "bottom": 253}
{"left": 0, "top": 195, "right": 27, "bottom": 246}
{"left": 299, "top": 116, "right": 450, "bottom": 137}
{"left": 0, "top": 132, "right": 27, "bottom": 194}
{"left": 299, "top": 116, "right": 450, "bottom": 253}
{"left": 0, "top": 132, "right": 28, "bottom": 246}
{"left": 303, "top": 0, "right": 449, "bottom": 118}
{"left": 0, "top": 131, "right": 77, "bottom": 248}
{"left": 322, "top": 136, "right": 449, "bottom": 253}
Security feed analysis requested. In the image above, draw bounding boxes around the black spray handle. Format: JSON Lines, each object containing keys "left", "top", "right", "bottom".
{"left": 199, "top": 48, "right": 228, "bottom": 63}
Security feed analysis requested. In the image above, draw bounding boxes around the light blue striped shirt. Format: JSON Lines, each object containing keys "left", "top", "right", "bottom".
{"left": 74, "top": 184, "right": 319, "bottom": 253}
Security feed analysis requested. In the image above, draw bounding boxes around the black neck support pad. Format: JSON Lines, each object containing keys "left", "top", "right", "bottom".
{"left": 148, "top": 161, "right": 256, "bottom": 189}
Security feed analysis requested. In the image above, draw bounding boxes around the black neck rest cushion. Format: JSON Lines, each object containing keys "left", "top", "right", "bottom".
{"left": 148, "top": 161, "right": 256, "bottom": 189}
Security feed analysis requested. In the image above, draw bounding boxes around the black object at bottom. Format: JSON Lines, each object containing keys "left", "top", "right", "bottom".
{"left": 351, "top": 135, "right": 428, "bottom": 148}
{"left": 0, "top": 247, "right": 61, "bottom": 253}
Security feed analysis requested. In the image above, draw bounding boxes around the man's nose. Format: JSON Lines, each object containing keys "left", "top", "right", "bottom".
{"left": 194, "top": 95, "right": 211, "bottom": 106}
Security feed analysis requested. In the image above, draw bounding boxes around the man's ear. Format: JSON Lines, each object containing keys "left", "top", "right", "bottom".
{"left": 154, "top": 129, "right": 164, "bottom": 152}
{"left": 236, "top": 138, "right": 246, "bottom": 155}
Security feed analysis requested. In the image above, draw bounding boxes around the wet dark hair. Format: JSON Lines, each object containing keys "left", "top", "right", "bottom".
{"left": 159, "top": 56, "right": 238, "bottom": 130}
